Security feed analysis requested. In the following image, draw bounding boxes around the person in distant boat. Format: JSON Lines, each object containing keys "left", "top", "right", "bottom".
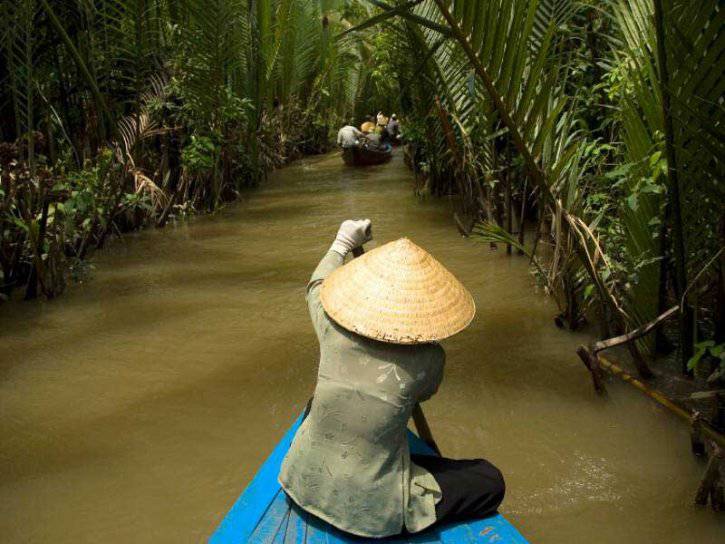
{"left": 279, "top": 220, "right": 505, "bottom": 538}
{"left": 363, "top": 130, "right": 384, "bottom": 151}
{"left": 376, "top": 111, "right": 387, "bottom": 129}
{"left": 336, "top": 125, "right": 364, "bottom": 148}
{"left": 380, "top": 123, "right": 391, "bottom": 144}
{"left": 387, "top": 113, "right": 401, "bottom": 142}
{"left": 360, "top": 118, "right": 376, "bottom": 133}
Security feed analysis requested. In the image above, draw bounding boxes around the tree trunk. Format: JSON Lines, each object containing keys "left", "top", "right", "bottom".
{"left": 715, "top": 216, "right": 725, "bottom": 345}
{"left": 505, "top": 143, "right": 512, "bottom": 255}
{"left": 653, "top": 0, "right": 692, "bottom": 372}
{"left": 517, "top": 179, "right": 527, "bottom": 255}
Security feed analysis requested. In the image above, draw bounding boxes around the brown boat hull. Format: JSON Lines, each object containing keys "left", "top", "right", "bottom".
{"left": 341, "top": 145, "right": 393, "bottom": 167}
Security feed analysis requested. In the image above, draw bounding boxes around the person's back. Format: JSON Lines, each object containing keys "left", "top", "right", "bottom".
{"left": 364, "top": 131, "right": 384, "bottom": 151}
{"left": 387, "top": 115, "right": 400, "bottom": 138}
{"left": 279, "top": 302, "right": 444, "bottom": 536}
{"left": 337, "top": 125, "right": 362, "bottom": 148}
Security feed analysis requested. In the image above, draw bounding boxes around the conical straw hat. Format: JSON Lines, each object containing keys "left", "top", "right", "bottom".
{"left": 320, "top": 238, "right": 475, "bottom": 344}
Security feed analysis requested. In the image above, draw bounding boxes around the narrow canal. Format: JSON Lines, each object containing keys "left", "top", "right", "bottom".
{"left": 1, "top": 152, "right": 722, "bottom": 543}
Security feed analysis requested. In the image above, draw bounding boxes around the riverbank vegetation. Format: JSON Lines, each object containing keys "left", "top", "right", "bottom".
{"left": 0, "top": 0, "right": 378, "bottom": 300}
{"left": 2, "top": 2, "right": 723, "bottom": 388}
{"left": 349, "top": 1, "right": 723, "bottom": 384}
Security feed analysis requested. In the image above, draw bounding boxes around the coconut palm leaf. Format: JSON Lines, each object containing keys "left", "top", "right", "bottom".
{"left": 607, "top": 0, "right": 723, "bottom": 352}
{"left": 399, "top": 0, "right": 624, "bottom": 322}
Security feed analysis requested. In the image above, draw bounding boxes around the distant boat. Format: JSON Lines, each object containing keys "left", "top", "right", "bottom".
{"left": 210, "top": 414, "right": 529, "bottom": 543}
{"left": 342, "top": 143, "right": 393, "bottom": 167}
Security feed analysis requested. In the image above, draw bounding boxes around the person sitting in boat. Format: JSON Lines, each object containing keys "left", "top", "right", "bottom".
{"left": 336, "top": 125, "right": 363, "bottom": 148}
{"left": 362, "top": 130, "right": 385, "bottom": 151}
{"left": 376, "top": 111, "right": 388, "bottom": 130}
{"left": 279, "top": 220, "right": 505, "bottom": 538}
{"left": 380, "top": 125, "right": 391, "bottom": 144}
{"left": 360, "top": 118, "right": 377, "bottom": 134}
{"left": 387, "top": 113, "right": 401, "bottom": 142}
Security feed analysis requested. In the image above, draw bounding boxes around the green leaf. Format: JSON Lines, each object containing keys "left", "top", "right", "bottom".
{"left": 688, "top": 341, "right": 715, "bottom": 370}
{"left": 687, "top": 351, "right": 704, "bottom": 371}
{"left": 627, "top": 194, "right": 638, "bottom": 211}
{"left": 12, "top": 217, "right": 29, "bottom": 232}
{"left": 605, "top": 162, "right": 634, "bottom": 179}
{"left": 649, "top": 151, "right": 662, "bottom": 167}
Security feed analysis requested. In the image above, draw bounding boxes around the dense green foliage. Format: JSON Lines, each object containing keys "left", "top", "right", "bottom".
{"left": 0, "top": 0, "right": 374, "bottom": 300}
{"left": 351, "top": 0, "right": 723, "bottom": 373}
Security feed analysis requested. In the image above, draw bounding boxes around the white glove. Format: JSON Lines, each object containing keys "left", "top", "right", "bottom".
{"left": 330, "top": 219, "right": 373, "bottom": 257}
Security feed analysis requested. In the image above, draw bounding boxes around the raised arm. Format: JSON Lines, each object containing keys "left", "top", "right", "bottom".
{"left": 306, "top": 219, "right": 372, "bottom": 333}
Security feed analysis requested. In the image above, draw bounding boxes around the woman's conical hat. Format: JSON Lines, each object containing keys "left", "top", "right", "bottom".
{"left": 320, "top": 238, "right": 475, "bottom": 344}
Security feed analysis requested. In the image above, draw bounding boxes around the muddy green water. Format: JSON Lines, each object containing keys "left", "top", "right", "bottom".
{"left": 1, "top": 152, "right": 723, "bottom": 543}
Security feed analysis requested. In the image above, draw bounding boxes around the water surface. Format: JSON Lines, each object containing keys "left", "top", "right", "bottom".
{"left": 1, "top": 152, "right": 722, "bottom": 542}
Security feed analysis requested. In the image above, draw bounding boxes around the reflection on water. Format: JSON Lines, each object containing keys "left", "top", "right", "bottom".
{"left": 1, "top": 152, "right": 722, "bottom": 543}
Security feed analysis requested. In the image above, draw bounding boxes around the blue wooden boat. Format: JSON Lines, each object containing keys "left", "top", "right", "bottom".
{"left": 210, "top": 414, "right": 529, "bottom": 543}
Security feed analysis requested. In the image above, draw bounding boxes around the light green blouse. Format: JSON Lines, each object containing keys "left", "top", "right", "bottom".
{"left": 279, "top": 251, "right": 444, "bottom": 538}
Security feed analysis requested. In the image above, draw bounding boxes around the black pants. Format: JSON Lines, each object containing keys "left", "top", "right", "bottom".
{"left": 411, "top": 453, "right": 505, "bottom": 527}
{"left": 301, "top": 399, "right": 504, "bottom": 528}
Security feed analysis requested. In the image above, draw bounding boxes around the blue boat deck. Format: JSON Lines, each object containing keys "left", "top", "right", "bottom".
{"left": 210, "top": 416, "right": 528, "bottom": 543}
